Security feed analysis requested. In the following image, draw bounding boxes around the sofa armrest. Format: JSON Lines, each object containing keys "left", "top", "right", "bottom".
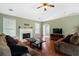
{"left": 54, "top": 38, "right": 64, "bottom": 44}
{"left": 16, "top": 39, "right": 27, "bottom": 47}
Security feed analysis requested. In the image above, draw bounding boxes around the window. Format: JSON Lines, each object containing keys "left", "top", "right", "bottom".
{"left": 35, "top": 23, "right": 40, "bottom": 34}
{"left": 43, "top": 24, "right": 50, "bottom": 36}
{"left": 3, "top": 17, "right": 16, "bottom": 37}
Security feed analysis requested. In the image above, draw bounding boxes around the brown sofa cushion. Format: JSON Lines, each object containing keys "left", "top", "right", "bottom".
{"left": 0, "top": 34, "right": 11, "bottom": 56}
{"left": 70, "top": 36, "right": 79, "bottom": 45}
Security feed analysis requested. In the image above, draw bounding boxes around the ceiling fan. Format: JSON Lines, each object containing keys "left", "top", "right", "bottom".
{"left": 37, "top": 3, "right": 55, "bottom": 11}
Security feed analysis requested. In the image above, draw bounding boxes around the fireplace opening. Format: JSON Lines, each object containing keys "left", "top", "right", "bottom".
{"left": 23, "top": 33, "right": 30, "bottom": 39}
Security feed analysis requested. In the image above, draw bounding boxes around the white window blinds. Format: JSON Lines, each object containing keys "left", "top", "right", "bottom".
{"left": 3, "top": 17, "right": 16, "bottom": 37}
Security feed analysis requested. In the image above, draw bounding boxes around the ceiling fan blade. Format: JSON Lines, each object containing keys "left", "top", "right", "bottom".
{"left": 37, "top": 7, "right": 41, "bottom": 9}
{"left": 49, "top": 5, "right": 55, "bottom": 7}
{"left": 37, "top": 6, "right": 43, "bottom": 9}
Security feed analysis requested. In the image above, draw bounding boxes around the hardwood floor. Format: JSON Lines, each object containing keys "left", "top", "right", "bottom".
{"left": 40, "top": 36, "right": 64, "bottom": 56}
{"left": 41, "top": 36, "right": 55, "bottom": 56}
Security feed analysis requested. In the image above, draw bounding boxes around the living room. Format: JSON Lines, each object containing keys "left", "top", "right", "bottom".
{"left": 0, "top": 2, "right": 79, "bottom": 56}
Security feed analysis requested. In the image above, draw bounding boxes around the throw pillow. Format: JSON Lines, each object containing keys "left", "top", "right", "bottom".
{"left": 5, "top": 35, "right": 17, "bottom": 46}
{"left": 64, "top": 34, "right": 73, "bottom": 43}
{"left": 70, "top": 36, "right": 79, "bottom": 45}
{"left": 70, "top": 32, "right": 79, "bottom": 45}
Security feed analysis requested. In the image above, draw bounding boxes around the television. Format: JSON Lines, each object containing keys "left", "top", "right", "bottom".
{"left": 53, "top": 28, "right": 62, "bottom": 34}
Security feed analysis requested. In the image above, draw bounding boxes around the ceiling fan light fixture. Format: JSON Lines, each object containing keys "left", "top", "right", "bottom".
{"left": 37, "top": 3, "right": 55, "bottom": 11}
{"left": 44, "top": 5, "right": 48, "bottom": 8}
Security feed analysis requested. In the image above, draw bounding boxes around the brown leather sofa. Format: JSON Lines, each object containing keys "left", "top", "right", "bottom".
{"left": 5, "top": 35, "right": 29, "bottom": 56}
{"left": 55, "top": 34, "right": 79, "bottom": 56}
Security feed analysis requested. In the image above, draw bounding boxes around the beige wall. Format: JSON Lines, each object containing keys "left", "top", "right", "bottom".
{"left": 1, "top": 13, "right": 79, "bottom": 37}
{"left": 44, "top": 15, "right": 79, "bottom": 36}
{"left": 0, "top": 14, "right": 41, "bottom": 39}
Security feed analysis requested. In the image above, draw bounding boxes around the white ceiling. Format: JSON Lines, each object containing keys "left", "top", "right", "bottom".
{"left": 0, "top": 3, "right": 79, "bottom": 22}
